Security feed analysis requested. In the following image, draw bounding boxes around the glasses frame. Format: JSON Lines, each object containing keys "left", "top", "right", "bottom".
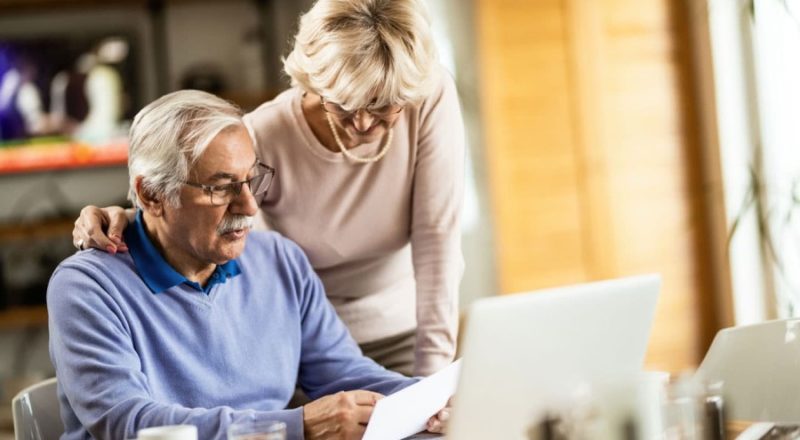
{"left": 183, "top": 162, "right": 275, "bottom": 206}
{"left": 320, "top": 96, "right": 405, "bottom": 120}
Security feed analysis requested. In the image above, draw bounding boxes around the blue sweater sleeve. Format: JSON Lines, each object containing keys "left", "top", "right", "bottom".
{"left": 281, "top": 239, "right": 418, "bottom": 399}
{"left": 47, "top": 262, "right": 305, "bottom": 440}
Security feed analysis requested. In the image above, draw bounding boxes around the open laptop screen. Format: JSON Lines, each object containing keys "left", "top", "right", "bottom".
{"left": 448, "top": 274, "right": 661, "bottom": 440}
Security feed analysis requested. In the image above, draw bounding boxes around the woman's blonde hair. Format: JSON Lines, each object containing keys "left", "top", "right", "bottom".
{"left": 283, "top": 0, "right": 439, "bottom": 110}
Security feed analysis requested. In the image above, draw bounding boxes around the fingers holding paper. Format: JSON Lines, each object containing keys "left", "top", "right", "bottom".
{"left": 426, "top": 397, "right": 453, "bottom": 434}
{"left": 303, "top": 390, "right": 385, "bottom": 440}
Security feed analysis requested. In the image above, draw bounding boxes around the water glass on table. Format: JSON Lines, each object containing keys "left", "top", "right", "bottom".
{"left": 136, "top": 424, "right": 198, "bottom": 440}
{"left": 227, "top": 419, "right": 286, "bottom": 440}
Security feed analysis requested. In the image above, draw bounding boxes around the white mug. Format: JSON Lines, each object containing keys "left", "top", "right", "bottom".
{"left": 137, "top": 424, "right": 198, "bottom": 440}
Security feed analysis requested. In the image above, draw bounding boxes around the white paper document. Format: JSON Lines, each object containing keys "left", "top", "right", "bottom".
{"left": 362, "top": 360, "right": 461, "bottom": 440}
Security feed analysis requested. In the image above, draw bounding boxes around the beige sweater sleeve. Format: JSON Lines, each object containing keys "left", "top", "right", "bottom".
{"left": 411, "top": 72, "right": 466, "bottom": 376}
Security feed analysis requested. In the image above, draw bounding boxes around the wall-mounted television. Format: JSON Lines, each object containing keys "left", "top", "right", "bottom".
{"left": 0, "top": 7, "right": 156, "bottom": 174}
{"left": 0, "top": 33, "right": 140, "bottom": 145}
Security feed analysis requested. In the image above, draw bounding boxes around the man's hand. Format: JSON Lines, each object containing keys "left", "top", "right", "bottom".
{"left": 73, "top": 206, "right": 131, "bottom": 254}
{"left": 426, "top": 397, "right": 453, "bottom": 434}
{"left": 303, "top": 390, "right": 384, "bottom": 440}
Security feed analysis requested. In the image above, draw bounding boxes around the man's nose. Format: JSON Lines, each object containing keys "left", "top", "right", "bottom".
{"left": 230, "top": 183, "right": 259, "bottom": 216}
{"left": 352, "top": 109, "right": 375, "bottom": 132}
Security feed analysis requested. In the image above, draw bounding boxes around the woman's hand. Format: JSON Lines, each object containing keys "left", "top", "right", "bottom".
{"left": 426, "top": 398, "right": 453, "bottom": 434}
{"left": 73, "top": 206, "right": 132, "bottom": 253}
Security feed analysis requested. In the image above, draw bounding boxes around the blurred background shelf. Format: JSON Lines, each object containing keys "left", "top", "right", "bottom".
{"left": 0, "top": 141, "right": 128, "bottom": 175}
{"left": 0, "top": 0, "right": 221, "bottom": 13}
{"left": 0, "top": 306, "right": 48, "bottom": 330}
{"left": 0, "top": 217, "right": 75, "bottom": 241}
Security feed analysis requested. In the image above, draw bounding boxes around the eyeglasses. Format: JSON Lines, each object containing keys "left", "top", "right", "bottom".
{"left": 183, "top": 162, "right": 275, "bottom": 206}
{"left": 321, "top": 97, "right": 404, "bottom": 120}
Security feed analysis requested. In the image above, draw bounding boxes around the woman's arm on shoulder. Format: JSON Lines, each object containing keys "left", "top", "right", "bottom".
{"left": 72, "top": 205, "right": 134, "bottom": 253}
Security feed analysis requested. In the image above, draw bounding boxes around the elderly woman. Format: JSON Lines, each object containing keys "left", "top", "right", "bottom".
{"left": 72, "top": 0, "right": 465, "bottom": 377}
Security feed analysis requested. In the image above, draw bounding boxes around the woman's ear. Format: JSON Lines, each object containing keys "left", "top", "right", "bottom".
{"left": 134, "top": 176, "right": 164, "bottom": 217}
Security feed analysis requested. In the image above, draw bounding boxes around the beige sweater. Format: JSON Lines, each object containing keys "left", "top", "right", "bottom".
{"left": 244, "top": 69, "right": 465, "bottom": 375}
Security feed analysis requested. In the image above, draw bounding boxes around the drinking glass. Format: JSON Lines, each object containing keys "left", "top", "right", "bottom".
{"left": 136, "top": 424, "right": 197, "bottom": 440}
{"left": 227, "top": 419, "right": 286, "bottom": 440}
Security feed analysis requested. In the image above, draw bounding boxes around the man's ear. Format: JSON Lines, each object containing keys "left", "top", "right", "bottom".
{"left": 134, "top": 176, "right": 164, "bottom": 217}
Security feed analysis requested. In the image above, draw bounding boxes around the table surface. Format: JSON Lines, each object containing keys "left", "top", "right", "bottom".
{"left": 728, "top": 420, "right": 751, "bottom": 437}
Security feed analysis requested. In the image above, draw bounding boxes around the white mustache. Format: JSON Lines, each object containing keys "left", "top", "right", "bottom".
{"left": 217, "top": 215, "right": 255, "bottom": 235}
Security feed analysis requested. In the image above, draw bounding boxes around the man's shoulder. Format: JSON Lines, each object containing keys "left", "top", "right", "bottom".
{"left": 54, "top": 249, "right": 133, "bottom": 279}
{"left": 48, "top": 250, "right": 137, "bottom": 310}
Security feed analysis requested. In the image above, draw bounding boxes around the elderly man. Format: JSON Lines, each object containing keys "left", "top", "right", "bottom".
{"left": 47, "top": 90, "right": 445, "bottom": 440}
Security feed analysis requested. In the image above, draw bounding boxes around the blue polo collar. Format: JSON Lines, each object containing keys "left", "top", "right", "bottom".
{"left": 124, "top": 210, "right": 241, "bottom": 295}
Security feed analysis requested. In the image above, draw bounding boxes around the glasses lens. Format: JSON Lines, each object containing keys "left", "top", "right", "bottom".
{"left": 209, "top": 186, "right": 234, "bottom": 206}
{"left": 249, "top": 175, "right": 266, "bottom": 196}
{"left": 203, "top": 166, "right": 273, "bottom": 206}
{"left": 324, "top": 97, "right": 403, "bottom": 119}
{"left": 368, "top": 104, "right": 403, "bottom": 118}
{"left": 249, "top": 166, "right": 274, "bottom": 201}
{"left": 323, "top": 101, "right": 351, "bottom": 118}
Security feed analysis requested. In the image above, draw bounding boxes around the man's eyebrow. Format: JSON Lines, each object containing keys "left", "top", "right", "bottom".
{"left": 205, "top": 160, "right": 259, "bottom": 182}
{"left": 206, "top": 172, "right": 236, "bottom": 182}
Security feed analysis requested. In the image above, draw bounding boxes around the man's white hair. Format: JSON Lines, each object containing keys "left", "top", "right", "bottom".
{"left": 127, "top": 89, "right": 244, "bottom": 209}
{"left": 283, "top": 0, "right": 439, "bottom": 110}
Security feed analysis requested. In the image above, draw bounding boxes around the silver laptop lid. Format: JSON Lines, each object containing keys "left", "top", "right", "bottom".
{"left": 448, "top": 274, "right": 661, "bottom": 440}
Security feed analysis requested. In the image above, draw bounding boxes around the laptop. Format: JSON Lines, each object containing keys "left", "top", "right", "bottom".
{"left": 446, "top": 274, "right": 661, "bottom": 440}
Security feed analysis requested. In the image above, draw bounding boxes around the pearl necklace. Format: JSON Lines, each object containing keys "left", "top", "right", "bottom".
{"left": 325, "top": 112, "right": 394, "bottom": 164}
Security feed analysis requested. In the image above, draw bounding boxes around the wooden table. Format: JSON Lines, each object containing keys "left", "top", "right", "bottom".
{"left": 727, "top": 420, "right": 753, "bottom": 438}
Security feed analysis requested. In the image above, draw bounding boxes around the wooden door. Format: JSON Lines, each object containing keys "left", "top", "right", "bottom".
{"left": 475, "top": 0, "right": 727, "bottom": 371}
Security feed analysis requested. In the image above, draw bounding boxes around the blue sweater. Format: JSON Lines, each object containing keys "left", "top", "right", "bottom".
{"left": 47, "top": 223, "right": 414, "bottom": 440}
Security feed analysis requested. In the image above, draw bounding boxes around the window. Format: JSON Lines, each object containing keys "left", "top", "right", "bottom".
{"left": 709, "top": 0, "right": 800, "bottom": 321}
